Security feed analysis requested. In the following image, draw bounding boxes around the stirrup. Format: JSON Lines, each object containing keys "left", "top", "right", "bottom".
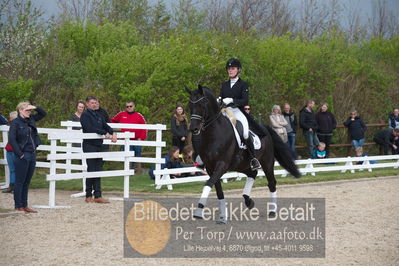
{"left": 250, "top": 158, "right": 261, "bottom": 170}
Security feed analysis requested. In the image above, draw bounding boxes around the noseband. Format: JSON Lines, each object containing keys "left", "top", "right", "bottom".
{"left": 189, "top": 96, "right": 220, "bottom": 134}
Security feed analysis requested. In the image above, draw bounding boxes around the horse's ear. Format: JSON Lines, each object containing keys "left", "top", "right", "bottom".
{"left": 198, "top": 84, "right": 204, "bottom": 95}
{"left": 185, "top": 86, "right": 192, "bottom": 95}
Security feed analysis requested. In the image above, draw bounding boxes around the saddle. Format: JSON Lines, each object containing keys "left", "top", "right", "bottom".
{"left": 221, "top": 108, "right": 261, "bottom": 150}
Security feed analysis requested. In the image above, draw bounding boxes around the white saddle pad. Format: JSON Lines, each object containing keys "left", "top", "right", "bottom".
{"left": 222, "top": 112, "right": 261, "bottom": 150}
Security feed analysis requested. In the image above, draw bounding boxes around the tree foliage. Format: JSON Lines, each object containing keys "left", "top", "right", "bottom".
{"left": 0, "top": 0, "right": 398, "bottom": 132}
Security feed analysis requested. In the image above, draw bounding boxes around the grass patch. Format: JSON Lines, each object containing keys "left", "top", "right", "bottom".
{"left": 18, "top": 167, "right": 399, "bottom": 194}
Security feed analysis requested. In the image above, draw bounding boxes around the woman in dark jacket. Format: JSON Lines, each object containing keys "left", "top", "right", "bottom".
{"left": 315, "top": 103, "right": 337, "bottom": 157}
{"left": 9, "top": 102, "right": 46, "bottom": 213}
{"left": 171, "top": 104, "right": 188, "bottom": 152}
{"left": 343, "top": 110, "right": 367, "bottom": 149}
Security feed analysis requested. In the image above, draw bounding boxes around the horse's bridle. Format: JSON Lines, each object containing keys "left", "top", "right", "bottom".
{"left": 189, "top": 96, "right": 221, "bottom": 134}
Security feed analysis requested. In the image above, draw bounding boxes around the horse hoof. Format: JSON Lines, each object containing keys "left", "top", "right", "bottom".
{"left": 245, "top": 198, "right": 255, "bottom": 209}
{"left": 216, "top": 217, "right": 227, "bottom": 224}
{"left": 268, "top": 211, "right": 276, "bottom": 218}
{"left": 193, "top": 208, "right": 203, "bottom": 219}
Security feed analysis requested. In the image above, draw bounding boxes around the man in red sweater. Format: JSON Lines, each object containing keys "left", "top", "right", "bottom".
{"left": 111, "top": 101, "right": 147, "bottom": 158}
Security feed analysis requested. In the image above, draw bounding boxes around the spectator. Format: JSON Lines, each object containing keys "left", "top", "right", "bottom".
{"left": 94, "top": 100, "right": 110, "bottom": 122}
{"left": 171, "top": 104, "right": 188, "bottom": 152}
{"left": 312, "top": 142, "right": 327, "bottom": 159}
{"left": 269, "top": 105, "right": 288, "bottom": 143}
{"left": 2, "top": 111, "right": 18, "bottom": 194}
{"left": 80, "top": 95, "right": 117, "bottom": 204}
{"left": 181, "top": 146, "right": 207, "bottom": 176}
{"left": 315, "top": 103, "right": 337, "bottom": 157}
{"left": 243, "top": 105, "right": 251, "bottom": 114}
{"left": 282, "top": 103, "right": 298, "bottom": 159}
{"left": 70, "top": 100, "right": 85, "bottom": 123}
{"left": 0, "top": 114, "right": 7, "bottom": 125}
{"left": 94, "top": 100, "right": 110, "bottom": 152}
{"left": 148, "top": 146, "right": 182, "bottom": 180}
{"left": 373, "top": 128, "right": 399, "bottom": 155}
{"left": 388, "top": 108, "right": 399, "bottom": 129}
{"left": 69, "top": 100, "right": 85, "bottom": 147}
{"left": 9, "top": 102, "right": 46, "bottom": 213}
{"left": 111, "top": 101, "right": 147, "bottom": 161}
{"left": 299, "top": 100, "right": 320, "bottom": 158}
{"left": 343, "top": 110, "right": 367, "bottom": 151}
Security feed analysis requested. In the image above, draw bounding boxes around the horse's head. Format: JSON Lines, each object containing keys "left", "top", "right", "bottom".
{"left": 186, "top": 84, "right": 218, "bottom": 135}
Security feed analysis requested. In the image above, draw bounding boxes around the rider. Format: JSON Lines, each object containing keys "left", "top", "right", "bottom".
{"left": 220, "top": 58, "right": 261, "bottom": 170}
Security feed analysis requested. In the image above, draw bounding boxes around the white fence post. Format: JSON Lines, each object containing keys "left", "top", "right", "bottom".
{"left": 124, "top": 136, "right": 130, "bottom": 198}
{"left": 1, "top": 127, "right": 10, "bottom": 189}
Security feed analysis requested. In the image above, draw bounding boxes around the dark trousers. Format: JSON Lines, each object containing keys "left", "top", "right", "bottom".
{"left": 13, "top": 152, "right": 36, "bottom": 208}
{"left": 373, "top": 137, "right": 390, "bottom": 155}
{"left": 172, "top": 137, "right": 185, "bottom": 152}
{"left": 83, "top": 143, "right": 103, "bottom": 198}
{"left": 317, "top": 133, "right": 332, "bottom": 157}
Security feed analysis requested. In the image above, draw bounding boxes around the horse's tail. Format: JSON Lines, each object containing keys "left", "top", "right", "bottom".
{"left": 264, "top": 124, "right": 301, "bottom": 178}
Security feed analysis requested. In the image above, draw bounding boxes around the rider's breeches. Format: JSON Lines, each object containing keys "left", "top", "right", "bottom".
{"left": 228, "top": 107, "right": 249, "bottom": 139}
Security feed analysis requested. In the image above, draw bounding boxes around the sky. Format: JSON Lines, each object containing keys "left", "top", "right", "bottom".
{"left": 32, "top": 0, "right": 399, "bottom": 27}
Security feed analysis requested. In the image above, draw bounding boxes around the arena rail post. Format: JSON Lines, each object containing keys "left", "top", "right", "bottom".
{"left": 0, "top": 125, "right": 10, "bottom": 189}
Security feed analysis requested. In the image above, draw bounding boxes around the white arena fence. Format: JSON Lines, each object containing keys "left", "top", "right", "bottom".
{"left": 153, "top": 155, "right": 399, "bottom": 190}
{"left": 0, "top": 122, "right": 166, "bottom": 208}
{"left": 1, "top": 122, "right": 399, "bottom": 198}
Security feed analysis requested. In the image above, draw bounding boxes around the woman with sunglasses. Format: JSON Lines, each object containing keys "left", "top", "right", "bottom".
{"left": 9, "top": 102, "right": 46, "bottom": 213}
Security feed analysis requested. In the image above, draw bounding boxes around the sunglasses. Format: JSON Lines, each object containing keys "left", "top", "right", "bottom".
{"left": 244, "top": 108, "right": 250, "bottom": 110}
{"left": 126, "top": 105, "right": 133, "bottom": 108}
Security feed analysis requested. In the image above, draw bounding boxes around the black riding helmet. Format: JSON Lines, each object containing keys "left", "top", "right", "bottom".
{"left": 226, "top": 58, "right": 242, "bottom": 69}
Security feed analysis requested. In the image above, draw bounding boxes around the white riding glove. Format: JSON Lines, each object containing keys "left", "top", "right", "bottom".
{"left": 223, "top": 98, "right": 233, "bottom": 105}
{"left": 217, "top": 97, "right": 221, "bottom": 104}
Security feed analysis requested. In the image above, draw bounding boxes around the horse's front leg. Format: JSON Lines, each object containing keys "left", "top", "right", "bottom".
{"left": 214, "top": 180, "right": 227, "bottom": 224}
{"left": 193, "top": 161, "right": 227, "bottom": 220}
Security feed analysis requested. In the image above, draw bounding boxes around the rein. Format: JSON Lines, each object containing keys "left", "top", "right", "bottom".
{"left": 189, "top": 96, "right": 222, "bottom": 132}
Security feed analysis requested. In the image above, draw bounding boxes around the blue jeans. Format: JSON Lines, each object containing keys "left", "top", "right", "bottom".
{"left": 6, "top": 151, "right": 16, "bottom": 184}
{"left": 304, "top": 130, "right": 320, "bottom": 158}
{"left": 287, "top": 132, "right": 297, "bottom": 159}
{"left": 121, "top": 145, "right": 142, "bottom": 157}
{"left": 352, "top": 139, "right": 365, "bottom": 148}
{"left": 13, "top": 152, "right": 36, "bottom": 208}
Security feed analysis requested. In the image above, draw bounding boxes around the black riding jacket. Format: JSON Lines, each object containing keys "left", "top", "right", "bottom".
{"left": 220, "top": 78, "right": 249, "bottom": 111}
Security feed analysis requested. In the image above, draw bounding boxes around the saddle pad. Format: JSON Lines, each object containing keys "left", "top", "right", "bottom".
{"left": 221, "top": 112, "right": 261, "bottom": 150}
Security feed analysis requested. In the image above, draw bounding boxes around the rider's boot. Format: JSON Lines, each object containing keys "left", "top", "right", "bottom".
{"left": 246, "top": 136, "right": 261, "bottom": 170}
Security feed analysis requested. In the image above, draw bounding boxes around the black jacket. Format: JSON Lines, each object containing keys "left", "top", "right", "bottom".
{"left": 9, "top": 107, "right": 46, "bottom": 158}
{"left": 343, "top": 116, "right": 367, "bottom": 140}
{"left": 282, "top": 111, "right": 298, "bottom": 133}
{"left": 171, "top": 117, "right": 188, "bottom": 139}
{"left": 220, "top": 78, "right": 249, "bottom": 111}
{"left": 299, "top": 107, "right": 317, "bottom": 131}
{"left": 80, "top": 109, "right": 114, "bottom": 146}
{"left": 374, "top": 128, "right": 395, "bottom": 146}
{"left": 388, "top": 114, "right": 399, "bottom": 129}
{"left": 316, "top": 111, "right": 337, "bottom": 134}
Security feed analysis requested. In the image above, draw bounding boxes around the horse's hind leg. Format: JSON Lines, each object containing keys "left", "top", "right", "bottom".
{"left": 259, "top": 155, "right": 277, "bottom": 218}
{"left": 242, "top": 170, "right": 257, "bottom": 209}
{"left": 264, "top": 165, "right": 277, "bottom": 218}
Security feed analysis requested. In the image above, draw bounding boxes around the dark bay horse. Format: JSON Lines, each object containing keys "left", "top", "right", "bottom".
{"left": 186, "top": 85, "right": 300, "bottom": 223}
